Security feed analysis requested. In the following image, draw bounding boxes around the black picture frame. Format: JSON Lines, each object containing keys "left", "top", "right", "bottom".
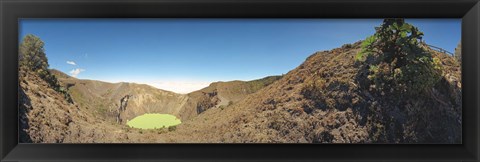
{"left": 1, "top": 0, "right": 479, "bottom": 161}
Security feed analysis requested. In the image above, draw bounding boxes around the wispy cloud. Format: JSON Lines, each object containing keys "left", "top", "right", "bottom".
{"left": 66, "top": 61, "right": 77, "bottom": 66}
{"left": 69, "top": 68, "right": 85, "bottom": 77}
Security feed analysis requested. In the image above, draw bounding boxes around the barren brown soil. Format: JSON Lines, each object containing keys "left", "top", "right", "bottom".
{"left": 20, "top": 41, "right": 461, "bottom": 143}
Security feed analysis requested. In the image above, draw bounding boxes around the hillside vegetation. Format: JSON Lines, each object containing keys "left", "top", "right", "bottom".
{"left": 19, "top": 19, "right": 461, "bottom": 143}
{"left": 153, "top": 39, "right": 460, "bottom": 143}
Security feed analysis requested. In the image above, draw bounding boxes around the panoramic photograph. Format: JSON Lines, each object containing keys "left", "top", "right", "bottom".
{"left": 18, "top": 18, "right": 462, "bottom": 143}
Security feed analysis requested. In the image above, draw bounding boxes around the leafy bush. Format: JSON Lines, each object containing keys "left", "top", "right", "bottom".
{"left": 342, "top": 43, "right": 353, "bottom": 49}
{"left": 19, "top": 34, "right": 49, "bottom": 72}
{"left": 356, "top": 19, "right": 442, "bottom": 96}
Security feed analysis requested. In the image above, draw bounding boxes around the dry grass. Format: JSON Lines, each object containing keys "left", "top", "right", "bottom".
{"left": 21, "top": 41, "right": 461, "bottom": 143}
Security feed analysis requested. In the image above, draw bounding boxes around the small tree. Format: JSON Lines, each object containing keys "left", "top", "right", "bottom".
{"left": 454, "top": 42, "right": 461, "bottom": 63}
{"left": 19, "top": 34, "right": 49, "bottom": 76}
{"left": 19, "top": 34, "right": 74, "bottom": 103}
{"left": 168, "top": 126, "right": 176, "bottom": 132}
{"left": 356, "top": 19, "right": 442, "bottom": 96}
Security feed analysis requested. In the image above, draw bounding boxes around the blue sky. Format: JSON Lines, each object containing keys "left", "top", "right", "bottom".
{"left": 19, "top": 19, "right": 461, "bottom": 93}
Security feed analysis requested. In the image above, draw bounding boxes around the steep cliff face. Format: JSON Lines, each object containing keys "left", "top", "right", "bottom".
{"left": 22, "top": 68, "right": 195, "bottom": 143}
{"left": 176, "top": 76, "right": 283, "bottom": 120}
{"left": 116, "top": 95, "right": 131, "bottom": 123}
{"left": 24, "top": 40, "right": 461, "bottom": 143}
{"left": 22, "top": 37, "right": 462, "bottom": 144}
{"left": 53, "top": 76, "right": 190, "bottom": 124}
{"left": 52, "top": 70, "right": 282, "bottom": 122}
{"left": 19, "top": 69, "right": 134, "bottom": 143}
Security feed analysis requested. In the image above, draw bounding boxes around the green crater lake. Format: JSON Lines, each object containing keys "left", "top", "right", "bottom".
{"left": 127, "top": 113, "right": 181, "bottom": 129}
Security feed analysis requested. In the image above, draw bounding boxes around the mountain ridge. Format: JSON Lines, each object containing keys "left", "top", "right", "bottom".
{"left": 148, "top": 41, "right": 461, "bottom": 143}
{"left": 20, "top": 37, "right": 461, "bottom": 143}
{"left": 50, "top": 69, "right": 282, "bottom": 122}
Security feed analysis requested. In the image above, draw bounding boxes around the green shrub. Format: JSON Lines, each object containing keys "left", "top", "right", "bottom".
{"left": 168, "top": 126, "right": 176, "bottom": 132}
{"left": 356, "top": 19, "right": 442, "bottom": 96}
{"left": 247, "top": 75, "right": 282, "bottom": 92}
{"left": 19, "top": 34, "right": 49, "bottom": 72}
{"left": 342, "top": 43, "right": 353, "bottom": 49}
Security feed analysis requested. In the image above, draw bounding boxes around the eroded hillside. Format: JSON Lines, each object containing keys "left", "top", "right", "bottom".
{"left": 19, "top": 20, "right": 462, "bottom": 143}
{"left": 20, "top": 68, "right": 141, "bottom": 143}
{"left": 152, "top": 41, "right": 461, "bottom": 143}
{"left": 178, "top": 76, "right": 283, "bottom": 120}
{"left": 51, "top": 73, "right": 189, "bottom": 123}
{"left": 50, "top": 70, "right": 282, "bottom": 123}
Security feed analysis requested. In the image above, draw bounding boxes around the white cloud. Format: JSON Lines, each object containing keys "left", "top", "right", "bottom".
{"left": 66, "top": 61, "right": 77, "bottom": 66}
{"left": 69, "top": 68, "right": 85, "bottom": 77}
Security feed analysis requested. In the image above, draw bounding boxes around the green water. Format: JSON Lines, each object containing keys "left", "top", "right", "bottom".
{"left": 126, "top": 113, "right": 181, "bottom": 129}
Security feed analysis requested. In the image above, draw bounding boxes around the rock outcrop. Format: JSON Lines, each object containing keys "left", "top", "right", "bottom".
{"left": 177, "top": 76, "right": 283, "bottom": 120}
{"left": 116, "top": 95, "right": 132, "bottom": 123}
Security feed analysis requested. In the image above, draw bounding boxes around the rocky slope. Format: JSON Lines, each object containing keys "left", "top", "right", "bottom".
{"left": 178, "top": 76, "right": 282, "bottom": 120}
{"left": 50, "top": 72, "right": 189, "bottom": 123}
{"left": 20, "top": 69, "right": 135, "bottom": 143}
{"left": 50, "top": 70, "right": 281, "bottom": 123}
{"left": 152, "top": 42, "right": 461, "bottom": 143}
{"left": 20, "top": 41, "right": 461, "bottom": 143}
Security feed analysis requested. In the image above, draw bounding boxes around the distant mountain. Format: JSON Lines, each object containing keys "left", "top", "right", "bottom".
{"left": 20, "top": 28, "right": 461, "bottom": 143}
{"left": 178, "top": 76, "right": 283, "bottom": 120}
{"left": 51, "top": 72, "right": 188, "bottom": 123}
{"left": 50, "top": 69, "right": 282, "bottom": 123}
